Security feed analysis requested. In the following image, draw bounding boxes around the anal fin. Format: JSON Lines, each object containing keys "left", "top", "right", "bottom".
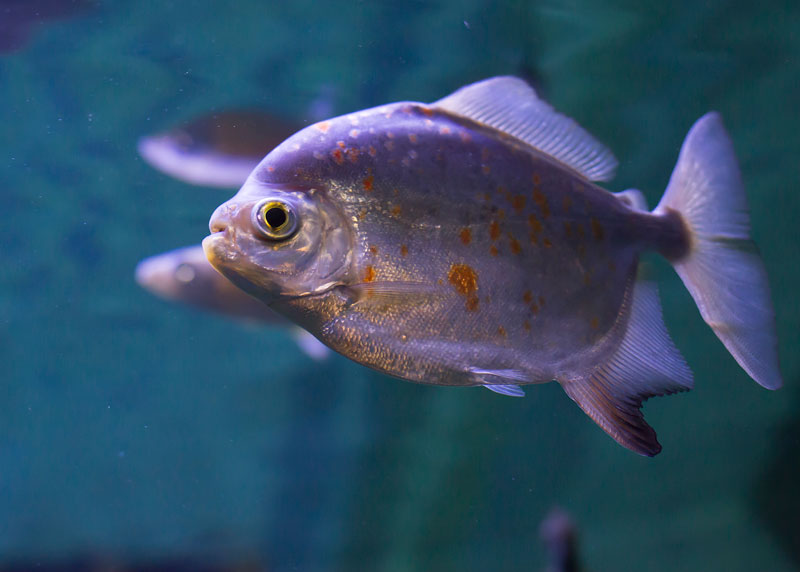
{"left": 560, "top": 281, "right": 693, "bottom": 456}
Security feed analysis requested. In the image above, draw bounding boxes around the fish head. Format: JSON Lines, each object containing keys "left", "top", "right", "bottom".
{"left": 203, "top": 176, "right": 353, "bottom": 304}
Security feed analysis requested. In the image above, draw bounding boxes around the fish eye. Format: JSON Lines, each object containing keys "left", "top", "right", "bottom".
{"left": 252, "top": 199, "right": 298, "bottom": 240}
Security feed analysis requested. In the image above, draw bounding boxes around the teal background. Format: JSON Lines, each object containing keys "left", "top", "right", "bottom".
{"left": 1, "top": 1, "right": 798, "bottom": 570}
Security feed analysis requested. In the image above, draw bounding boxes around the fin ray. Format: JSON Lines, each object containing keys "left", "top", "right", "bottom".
{"left": 483, "top": 384, "right": 526, "bottom": 397}
{"left": 560, "top": 281, "right": 693, "bottom": 456}
{"left": 433, "top": 76, "right": 618, "bottom": 182}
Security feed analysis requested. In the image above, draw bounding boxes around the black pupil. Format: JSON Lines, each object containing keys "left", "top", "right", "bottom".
{"left": 265, "top": 206, "right": 287, "bottom": 230}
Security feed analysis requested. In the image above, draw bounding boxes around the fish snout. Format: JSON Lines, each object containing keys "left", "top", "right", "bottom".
{"left": 209, "top": 201, "right": 239, "bottom": 234}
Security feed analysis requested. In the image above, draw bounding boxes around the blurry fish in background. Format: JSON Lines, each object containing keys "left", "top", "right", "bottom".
{"left": 135, "top": 245, "right": 330, "bottom": 361}
{"left": 204, "top": 76, "right": 782, "bottom": 456}
{"left": 0, "top": 0, "right": 92, "bottom": 54}
{"left": 539, "top": 508, "right": 581, "bottom": 572}
{"left": 137, "top": 110, "right": 302, "bottom": 188}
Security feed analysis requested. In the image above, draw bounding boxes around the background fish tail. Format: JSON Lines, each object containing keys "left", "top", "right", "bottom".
{"left": 655, "top": 112, "right": 782, "bottom": 389}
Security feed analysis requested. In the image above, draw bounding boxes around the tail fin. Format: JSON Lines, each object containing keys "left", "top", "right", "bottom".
{"left": 655, "top": 112, "right": 782, "bottom": 389}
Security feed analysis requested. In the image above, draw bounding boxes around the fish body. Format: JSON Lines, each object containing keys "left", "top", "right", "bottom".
{"left": 0, "top": 0, "right": 91, "bottom": 54}
{"left": 135, "top": 245, "right": 329, "bottom": 360}
{"left": 138, "top": 110, "right": 301, "bottom": 188}
{"left": 204, "top": 77, "right": 782, "bottom": 455}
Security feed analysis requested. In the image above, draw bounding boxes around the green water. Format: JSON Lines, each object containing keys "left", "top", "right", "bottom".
{"left": 1, "top": 1, "right": 798, "bottom": 570}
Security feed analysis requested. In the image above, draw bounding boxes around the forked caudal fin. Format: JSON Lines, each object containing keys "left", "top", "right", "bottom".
{"left": 655, "top": 112, "right": 783, "bottom": 390}
{"left": 560, "top": 280, "right": 693, "bottom": 456}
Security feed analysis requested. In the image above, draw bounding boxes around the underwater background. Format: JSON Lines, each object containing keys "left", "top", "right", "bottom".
{"left": 1, "top": 0, "right": 798, "bottom": 570}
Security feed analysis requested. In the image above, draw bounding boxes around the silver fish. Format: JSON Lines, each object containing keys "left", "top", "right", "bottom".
{"left": 138, "top": 110, "right": 301, "bottom": 188}
{"left": 135, "top": 245, "right": 329, "bottom": 361}
{"left": 539, "top": 508, "right": 581, "bottom": 572}
{"left": 203, "top": 77, "right": 782, "bottom": 455}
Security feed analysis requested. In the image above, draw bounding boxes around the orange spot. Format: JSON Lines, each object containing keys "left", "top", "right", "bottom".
{"left": 509, "top": 237, "right": 521, "bottom": 255}
{"left": 357, "top": 209, "right": 367, "bottom": 221}
{"left": 532, "top": 189, "right": 550, "bottom": 218}
{"left": 384, "top": 140, "right": 395, "bottom": 151}
{"left": 386, "top": 131, "right": 395, "bottom": 139}
{"left": 369, "top": 245, "right": 378, "bottom": 255}
{"left": 421, "top": 106, "right": 434, "bottom": 117}
{"left": 532, "top": 173, "right": 541, "bottom": 186}
{"left": 408, "top": 133, "right": 418, "bottom": 144}
{"left": 362, "top": 175, "right": 374, "bottom": 191}
{"left": 346, "top": 147, "right": 360, "bottom": 163}
{"left": 349, "top": 129, "right": 360, "bottom": 138}
{"left": 497, "top": 326, "right": 507, "bottom": 338}
{"left": 448, "top": 263, "right": 479, "bottom": 312}
{"left": 528, "top": 214, "right": 542, "bottom": 234}
{"left": 266, "top": 166, "right": 275, "bottom": 173}
{"left": 530, "top": 302, "right": 539, "bottom": 315}
{"left": 391, "top": 205, "right": 402, "bottom": 217}
{"left": 482, "top": 192, "right": 491, "bottom": 201}
{"left": 590, "top": 317, "right": 600, "bottom": 329}
{"left": 562, "top": 195, "right": 573, "bottom": 213}
{"left": 590, "top": 218, "right": 605, "bottom": 241}
{"left": 400, "top": 244, "right": 408, "bottom": 257}
{"left": 523, "top": 290, "right": 532, "bottom": 303}
{"left": 459, "top": 131, "right": 472, "bottom": 143}
{"left": 489, "top": 245, "right": 499, "bottom": 257}
{"left": 512, "top": 194, "right": 526, "bottom": 213}
{"left": 337, "top": 140, "right": 346, "bottom": 148}
{"left": 331, "top": 148, "right": 344, "bottom": 165}
{"left": 460, "top": 227, "right": 472, "bottom": 245}
{"left": 314, "top": 121, "right": 331, "bottom": 133}
{"left": 543, "top": 237, "right": 553, "bottom": 248}
{"left": 523, "top": 320, "right": 531, "bottom": 331}
{"left": 489, "top": 221, "right": 500, "bottom": 241}
{"left": 363, "top": 265, "right": 375, "bottom": 282}
{"left": 368, "top": 146, "right": 377, "bottom": 157}
{"left": 482, "top": 164, "right": 491, "bottom": 175}
{"left": 439, "top": 126, "right": 451, "bottom": 135}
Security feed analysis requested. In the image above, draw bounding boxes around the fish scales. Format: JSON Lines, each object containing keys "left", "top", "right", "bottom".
{"left": 204, "top": 77, "right": 782, "bottom": 455}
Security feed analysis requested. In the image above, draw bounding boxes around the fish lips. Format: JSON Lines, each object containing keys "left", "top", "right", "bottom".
{"left": 202, "top": 230, "right": 274, "bottom": 302}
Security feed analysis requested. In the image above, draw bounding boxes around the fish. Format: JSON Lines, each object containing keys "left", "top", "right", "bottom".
{"left": 135, "top": 245, "right": 329, "bottom": 361}
{"left": 138, "top": 110, "right": 302, "bottom": 188}
{"left": 539, "top": 508, "right": 581, "bottom": 572}
{"left": 0, "top": 0, "right": 92, "bottom": 54}
{"left": 202, "top": 76, "right": 782, "bottom": 455}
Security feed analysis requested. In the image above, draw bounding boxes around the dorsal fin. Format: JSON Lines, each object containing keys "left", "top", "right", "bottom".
{"left": 433, "top": 76, "right": 618, "bottom": 182}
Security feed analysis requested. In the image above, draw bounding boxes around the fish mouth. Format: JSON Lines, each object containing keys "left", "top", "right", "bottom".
{"left": 202, "top": 231, "right": 235, "bottom": 270}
